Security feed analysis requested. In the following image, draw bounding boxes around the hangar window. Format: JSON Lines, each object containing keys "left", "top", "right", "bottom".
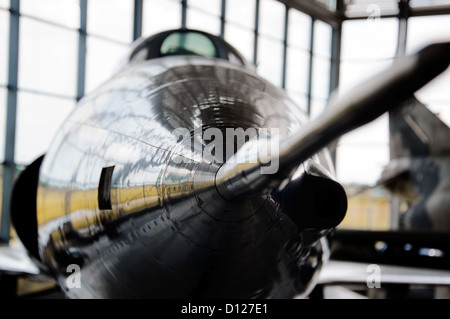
{"left": 87, "top": 0, "right": 133, "bottom": 43}
{"left": 186, "top": 0, "right": 222, "bottom": 35}
{"left": 160, "top": 31, "right": 217, "bottom": 58}
{"left": 0, "top": 9, "right": 8, "bottom": 86}
{"left": 0, "top": 88, "right": 5, "bottom": 164}
{"left": 142, "top": 0, "right": 181, "bottom": 37}
{"left": 16, "top": 92, "right": 75, "bottom": 164}
{"left": 407, "top": 15, "right": 450, "bottom": 127}
{"left": 85, "top": 37, "right": 129, "bottom": 93}
{"left": 18, "top": 17, "right": 78, "bottom": 97}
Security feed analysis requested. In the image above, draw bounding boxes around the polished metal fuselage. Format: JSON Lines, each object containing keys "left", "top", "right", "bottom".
{"left": 36, "top": 56, "right": 331, "bottom": 298}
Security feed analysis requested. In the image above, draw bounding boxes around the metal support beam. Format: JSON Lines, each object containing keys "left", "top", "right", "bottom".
{"left": 253, "top": 0, "right": 260, "bottom": 66}
{"left": 181, "top": 0, "right": 187, "bottom": 29}
{"left": 410, "top": 5, "right": 450, "bottom": 17}
{"left": 133, "top": 0, "right": 143, "bottom": 41}
{"left": 281, "top": 6, "right": 289, "bottom": 89}
{"left": 76, "top": 0, "right": 87, "bottom": 102}
{"left": 336, "top": 0, "right": 345, "bottom": 14}
{"left": 396, "top": 19, "right": 408, "bottom": 58}
{"left": 220, "top": 0, "right": 226, "bottom": 38}
{"left": 326, "top": 0, "right": 343, "bottom": 96}
{"left": 306, "top": 18, "right": 315, "bottom": 116}
{"left": 329, "top": 22, "right": 342, "bottom": 167}
{"left": 277, "top": 0, "right": 344, "bottom": 28}
{"left": 1, "top": 0, "right": 20, "bottom": 242}
{"left": 396, "top": 0, "right": 410, "bottom": 57}
{"left": 330, "top": 23, "right": 341, "bottom": 94}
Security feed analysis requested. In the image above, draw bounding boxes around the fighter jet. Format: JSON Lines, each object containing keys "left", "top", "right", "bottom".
{"left": 2, "top": 29, "right": 450, "bottom": 298}
{"left": 381, "top": 97, "right": 450, "bottom": 231}
{"left": 318, "top": 97, "right": 450, "bottom": 299}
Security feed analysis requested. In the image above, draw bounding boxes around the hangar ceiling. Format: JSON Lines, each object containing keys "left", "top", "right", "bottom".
{"left": 278, "top": 0, "right": 450, "bottom": 24}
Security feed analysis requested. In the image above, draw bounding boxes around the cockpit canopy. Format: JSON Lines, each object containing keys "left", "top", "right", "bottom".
{"left": 129, "top": 29, "right": 251, "bottom": 68}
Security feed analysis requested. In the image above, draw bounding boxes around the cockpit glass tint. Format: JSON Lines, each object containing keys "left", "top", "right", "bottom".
{"left": 160, "top": 32, "right": 217, "bottom": 58}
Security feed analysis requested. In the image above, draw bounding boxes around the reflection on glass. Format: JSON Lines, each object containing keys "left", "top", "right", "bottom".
{"left": 259, "top": 0, "right": 285, "bottom": 40}
{"left": 85, "top": 37, "right": 129, "bottom": 93}
{"left": 286, "top": 47, "right": 309, "bottom": 95}
{"left": 311, "top": 56, "right": 330, "bottom": 100}
{"left": 88, "top": 0, "right": 133, "bottom": 43}
{"left": 187, "top": 8, "right": 221, "bottom": 36}
{"left": 16, "top": 91, "right": 75, "bottom": 164}
{"left": 18, "top": 17, "right": 77, "bottom": 97}
{"left": 0, "top": 10, "right": 8, "bottom": 86}
{"left": 225, "top": 23, "right": 254, "bottom": 63}
{"left": 227, "top": 0, "right": 256, "bottom": 29}
{"left": 20, "top": 0, "right": 79, "bottom": 29}
{"left": 0, "top": 88, "right": 5, "bottom": 163}
{"left": 257, "top": 36, "right": 283, "bottom": 87}
{"left": 188, "top": 0, "right": 221, "bottom": 16}
{"left": 341, "top": 18, "right": 398, "bottom": 60}
{"left": 407, "top": 15, "right": 450, "bottom": 127}
{"left": 142, "top": 0, "right": 181, "bottom": 37}
{"left": 313, "top": 20, "right": 331, "bottom": 58}
{"left": 288, "top": 9, "right": 311, "bottom": 50}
